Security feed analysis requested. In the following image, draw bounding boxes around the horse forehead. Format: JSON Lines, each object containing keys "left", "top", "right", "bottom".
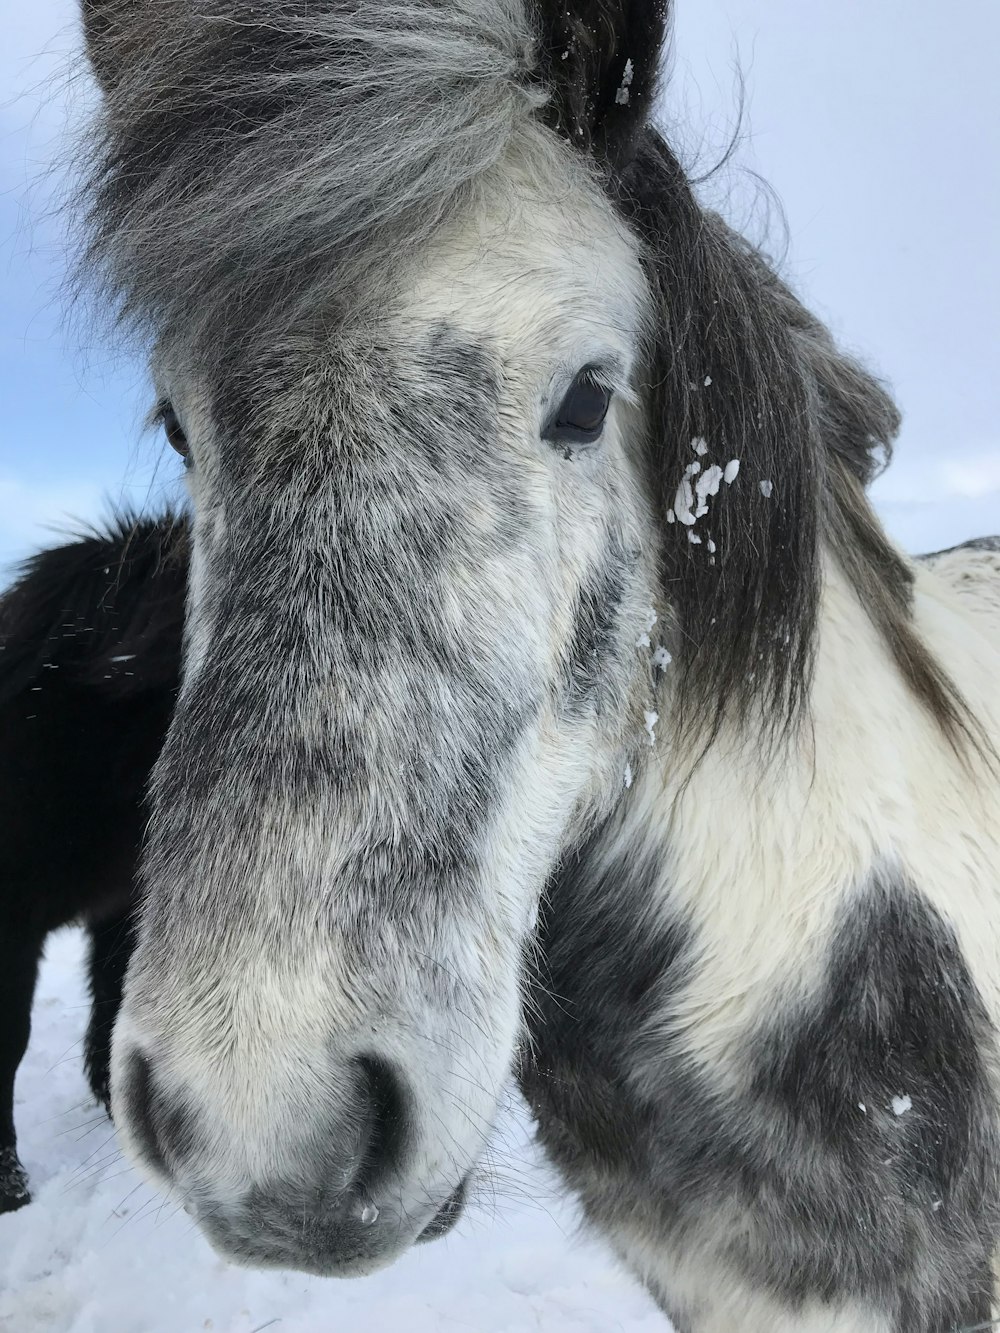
{"left": 399, "top": 167, "right": 647, "bottom": 355}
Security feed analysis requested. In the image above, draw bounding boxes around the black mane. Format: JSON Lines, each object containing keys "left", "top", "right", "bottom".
{"left": 0, "top": 512, "right": 187, "bottom": 705}
{"left": 613, "top": 130, "right": 974, "bottom": 747}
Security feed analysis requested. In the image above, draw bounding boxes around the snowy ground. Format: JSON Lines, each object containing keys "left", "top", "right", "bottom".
{"left": 0, "top": 929, "right": 665, "bottom": 1333}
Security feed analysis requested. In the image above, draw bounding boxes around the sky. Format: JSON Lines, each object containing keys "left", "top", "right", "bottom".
{"left": 1, "top": 0, "right": 998, "bottom": 574}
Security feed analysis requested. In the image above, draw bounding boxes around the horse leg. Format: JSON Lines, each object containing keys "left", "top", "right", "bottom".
{"left": 83, "top": 910, "right": 136, "bottom": 1114}
{"left": 0, "top": 927, "right": 43, "bottom": 1213}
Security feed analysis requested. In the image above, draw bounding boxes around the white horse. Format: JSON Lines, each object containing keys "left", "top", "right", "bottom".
{"left": 75, "top": 0, "right": 1000, "bottom": 1327}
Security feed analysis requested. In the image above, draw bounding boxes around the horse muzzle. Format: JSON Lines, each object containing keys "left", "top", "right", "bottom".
{"left": 115, "top": 1044, "right": 469, "bottom": 1276}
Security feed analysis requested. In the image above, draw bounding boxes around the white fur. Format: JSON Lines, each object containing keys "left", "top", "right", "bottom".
{"left": 615, "top": 1226, "right": 894, "bottom": 1333}
{"left": 601, "top": 549, "right": 1000, "bottom": 1090}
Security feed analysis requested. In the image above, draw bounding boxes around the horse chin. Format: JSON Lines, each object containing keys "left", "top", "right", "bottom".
{"left": 191, "top": 1176, "right": 471, "bottom": 1278}
{"left": 220, "top": 1240, "right": 402, "bottom": 1281}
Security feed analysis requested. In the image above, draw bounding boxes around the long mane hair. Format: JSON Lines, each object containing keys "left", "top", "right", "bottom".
{"left": 615, "top": 136, "right": 978, "bottom": 748}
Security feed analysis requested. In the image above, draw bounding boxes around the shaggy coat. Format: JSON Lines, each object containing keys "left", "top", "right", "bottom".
{"left": 4, "top": 518, "right": 1000, "bottom": 1327}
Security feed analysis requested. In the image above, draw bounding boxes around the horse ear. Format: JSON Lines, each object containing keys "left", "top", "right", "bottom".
{"left": 534, "top": 0, "right": 670, "bottom": 166}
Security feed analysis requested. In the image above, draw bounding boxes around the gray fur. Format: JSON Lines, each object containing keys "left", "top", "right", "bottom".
{"left": 522, "top": 846, "right": 1000, "bottom": 1333}
{"left": 79, "top": 0, "right": 544, "bottom": 353}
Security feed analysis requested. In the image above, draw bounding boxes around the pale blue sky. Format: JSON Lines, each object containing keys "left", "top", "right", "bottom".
{"left": 2, "top": 0, "right": 998, "bottom": 573}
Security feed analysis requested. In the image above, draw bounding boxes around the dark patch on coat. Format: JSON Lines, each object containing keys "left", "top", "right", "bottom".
{"left": 137, "top": 317, "right": 542, "bottom": 953}
{"left": 522, "top": 844, "right": 1000, "bottom": 1331}
{"left": 158, "top": 319, "right": 526, "bottom": 813}
{"left": 561, "top": 556, "right": 627, "bottom": 711}
{"left": 120, "top": 1050, "right": 175, "bottom": 1182}
{"left": 739, "top": 875, "right": 1000, "bottom": 1327}
{"left": 519, "top": 828, "right": 692, "bottom": 1178}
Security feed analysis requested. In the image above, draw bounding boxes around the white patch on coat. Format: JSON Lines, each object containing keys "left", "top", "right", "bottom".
{"left": 614, "top": 1226, "right": 894, "bottom": 1333}
{"left": 614, "top": 550, "right": 1000, "bottom": 1100}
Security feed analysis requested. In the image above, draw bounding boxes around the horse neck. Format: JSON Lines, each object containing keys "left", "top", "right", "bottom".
{"left": 575, "top": 545, "right": 999, "bottom": 1078}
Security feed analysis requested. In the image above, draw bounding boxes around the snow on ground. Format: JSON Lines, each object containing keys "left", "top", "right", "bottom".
{"left": 0, "top": 929, "right": 665, "bottom": 1333}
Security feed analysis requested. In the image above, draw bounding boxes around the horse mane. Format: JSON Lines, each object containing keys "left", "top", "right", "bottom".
{"left": 616, "top": 130, "right": 979, "bottom": 754}
{"left": 75, "top": 0, "right": 544, "bottom": 357}
{"left": 0, "top": 512, "right": 186, "bottom": 704}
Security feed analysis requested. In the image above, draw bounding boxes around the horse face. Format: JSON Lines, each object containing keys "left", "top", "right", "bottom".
{"left": 111, "top": 132, "right": 659, "bottom": 1275}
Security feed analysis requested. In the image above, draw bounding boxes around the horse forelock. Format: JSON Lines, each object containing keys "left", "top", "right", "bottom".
{"left": 76, "top": 0, "right": 545, "bottom": 354}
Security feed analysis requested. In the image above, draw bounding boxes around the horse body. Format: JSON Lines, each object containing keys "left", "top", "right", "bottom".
{"left": 25, "top": 0, "right": 998, "bottom": 1324}
{"left": 0, "top": 517, "right": 184, "bottom": 1210}
{"left": 524, "top": 544, "right": 1000, "bottom": 1330}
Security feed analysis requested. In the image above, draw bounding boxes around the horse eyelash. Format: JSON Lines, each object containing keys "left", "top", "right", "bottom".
{"left": 146, "top": 400, "right": 172, "bottom": 434}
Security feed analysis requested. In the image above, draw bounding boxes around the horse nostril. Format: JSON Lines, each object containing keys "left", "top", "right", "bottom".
{"left": 122, "top": 1050, "right": 198, "bottom": 1183}
{"left": 123, "top": 1051, "right": 170, "bottom": 1178}
{"left": 352, "top": 1055, "right": 410, "bottom": 1192}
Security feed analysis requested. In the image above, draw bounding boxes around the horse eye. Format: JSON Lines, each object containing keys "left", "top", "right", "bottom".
{"left": 160, "top": 403, "right": 190, "bottom": 459}
{"left": 545, "top": 371, "right": 613, "bottom": 448}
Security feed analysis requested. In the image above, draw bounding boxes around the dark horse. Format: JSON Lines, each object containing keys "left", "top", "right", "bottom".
{"left": 0, "top": 516, "right": 184, "bottom": 1211}
{"left": 20, "top": 0, "right": 1000, "bottom": 1324}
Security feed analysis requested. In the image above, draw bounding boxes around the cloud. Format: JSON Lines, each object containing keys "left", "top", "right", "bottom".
{"left": 871, "top": 442, "right": 1000, "bottom": 505}
{"left": 940, "top": 453, "right": 1000, "bottom": 500}
{"left": 865, "top": 443, "right": 1000, "bottom": 552}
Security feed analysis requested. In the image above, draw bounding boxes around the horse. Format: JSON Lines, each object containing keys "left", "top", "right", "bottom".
{"left": 66, "top": 0, "right": 1000, "bottom": 1326}
{"left": 0, "top": 515, "right": 185, "bottom": 1212}
{"left": 3, "top": 520, "right": 999, "bottom": 1327}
